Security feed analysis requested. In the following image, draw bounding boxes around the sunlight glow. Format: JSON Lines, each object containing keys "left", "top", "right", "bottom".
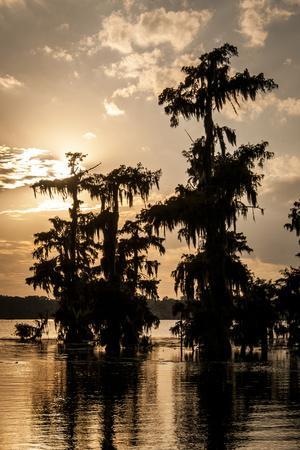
{"left": 0, "top": 146, "right": 71, "bottom": 189}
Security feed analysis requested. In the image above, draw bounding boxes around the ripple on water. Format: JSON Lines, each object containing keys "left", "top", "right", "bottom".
{"left": 0, "top": 340, "right": 300, "bottom": 449}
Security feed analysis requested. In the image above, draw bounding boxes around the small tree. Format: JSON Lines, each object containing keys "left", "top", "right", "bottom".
{"left": 15, "top": 317, "right": 48, "bottom": 342}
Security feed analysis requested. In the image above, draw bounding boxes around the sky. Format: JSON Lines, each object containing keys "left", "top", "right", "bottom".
{"left": 0, "top": 0, "right": 299, "bottom": 298}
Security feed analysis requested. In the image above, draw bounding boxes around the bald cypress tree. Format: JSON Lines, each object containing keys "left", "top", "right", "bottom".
{"left": 26, "top": 153, "right": 100, "bottom": 341}
{"left": 276, "top": 200, "right": 300, "bottom": 346}
{"left": 143, "top": 44, "right": 277, "bottom": 359}
{"left": 82, "top": 165, "right": 162, "bottom": 354}
{"left": 26, "top": 155, "right": 162, "bottom": 351}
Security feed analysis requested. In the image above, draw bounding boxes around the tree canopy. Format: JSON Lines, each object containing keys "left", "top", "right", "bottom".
{"left": 142, "top": 43, "right": 277, "bottom": 359}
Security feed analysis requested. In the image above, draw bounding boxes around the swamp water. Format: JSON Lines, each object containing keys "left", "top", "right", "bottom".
{"left": 0, "top": 321, "right": 300, "bottom": 449}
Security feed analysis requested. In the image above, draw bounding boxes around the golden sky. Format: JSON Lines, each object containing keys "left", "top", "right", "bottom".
{"left": 0, "top": 0, "right": 299, "bottom": 297}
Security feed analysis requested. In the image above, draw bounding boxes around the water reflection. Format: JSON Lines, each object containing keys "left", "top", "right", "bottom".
{"left": 1, "top": 341, "right": 300, "bottom": 449}
{"left": 173, "top": 351, "right": 300, "bottom": 449}
{"left": 31, "top": 345, "right": 145, "bottom": 449}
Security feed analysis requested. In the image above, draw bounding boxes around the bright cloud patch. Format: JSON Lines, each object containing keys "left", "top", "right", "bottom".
{"left": 41, "top": 45, "right": 73, "bottom": 62}
{"left": 221, "top": 92, "right": 300, "bottom": 122}
{"left": 242, "top": 256, "right": 282, "bottom": 280}
{"left": 99, "top": 8, "right": 212, "bottom": 54}
{"left": 0, "top": 0, "right": 24, "bottom": 6}
{"left": 103, "top": 99, "right": 125, "bottom": 116}
{"left": 0, "top": 199, "right": 72, "bottom": 217}
{"left": 0, "top": 75, "right": 23, "bottom": 89}
{"left": 277, "top": 97, "right": 300, "bottom": 116}
{"left": 105, "top": 50, "right": 198, "bottom": 98}
{"left": 262, "top": 154, "right": 300, "bottom": 194}
{"left": 0, "top": 147, "right": 70, "bottom": 189}
{"left": 239, "top": 0, "right": 293, "bottom": 47}
{"left": 0, "top": 199, "right": 101, "bottom": 218}
{"left": 82, "top": 131, "right": 96, "bottom": 140}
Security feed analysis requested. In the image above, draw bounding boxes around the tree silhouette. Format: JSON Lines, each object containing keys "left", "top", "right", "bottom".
{"left": 26, "top": 155, "right": 162, "bottom": 351}
{"left": 233, "top": 278, "right": 276, "bottom": 359}
{"left": 81, "top": 166, "right": 162, "bottom": 353}
{"left": 83, "top": 164, "right": 161, "bottom": 285}
{"left": 285, "top": 200, "right": 300, "bottom": 252}
{"left": 277, "top": 199, "right": 300, "bottom": 345}
{"left": 26, "top": 153, "right": 100, "bottom": 341}
{"left": 143, "top": 43, "right": 277, "bottom": 359}
{"left": 118, "top": 219, "right": 165, "bottom": 298}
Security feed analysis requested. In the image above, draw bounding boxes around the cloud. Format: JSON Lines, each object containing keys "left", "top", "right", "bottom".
{"left": 78, "top": 35, "right": 100, "bottom": 56}
{"left": 105, "top": 50, "right": 198, "bottom": 98}
{"left": 0, "top": 239, "right": 31, "bottom": 255}
{"left": 105, "top": 48, "right": 161, "bottom": 78}
{"left": 221, "top": 92, "right": 300, "bottom": 122}
{"left": 0, "top": 75, "right": 23, "bottom": 90}
{"left": 99, "top": 8, "right": 212, "bottom": 54}
{"left": 239, "top": 0, "right": 293, "bottom": 47}
{"left": 262, "top": 154, "right": 300, "bottom": 194}
{"left": 41, "top": 46, "right": 73, "bottom": 62}
{"left": 82, "top": 131, "right": 96, "bottom": 140}
{"left": 112, "top": 84, "right": 138, "bottom": 98}
{"left": 0, "top": 199, "right": 72, "bottom": 218}
{"left": 0, "top": 199, "right": 101, "bottom": 218}
{"left": 283, "top": 0, "right": 300, "bottom": 5}
{"left": 276, "top": 97, "right": 300, "bottom": 116}
{"left": 57, "top": 23, "right": 70, "bottom": 32}
{"left": 103, "top": 99, "right": 125, "bottom": 116}
{"left": 122, "top": 0, "right": 135, "bottom": 11}
{"left": 242, "top": 256, "right": 282, "bottom": 280}
{"left": 0, "top": 146, "right": 69, "bottom": 190}
{"left": 0, "top": 0, "right": 24, "bottom": 6}
{"left": 0, "top": 0, "right": 44, "bottom": 7}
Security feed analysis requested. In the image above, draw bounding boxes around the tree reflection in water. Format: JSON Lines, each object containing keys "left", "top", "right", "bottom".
{"left": 32, "top": 345, "right": 143, "bottom": 449}
{"left": 172, "top": 350, "right": 300, "bottom": 450}
{"left": 25, "top": 344, "right": 300, "bottom": 450}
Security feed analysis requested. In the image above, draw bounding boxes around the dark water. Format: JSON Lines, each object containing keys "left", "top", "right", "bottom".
{"left": 0, "top": 339, "right": 300, "bottom": 449}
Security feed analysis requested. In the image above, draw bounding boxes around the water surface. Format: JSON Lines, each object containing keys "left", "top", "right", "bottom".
{"left": 0, "top": 323, "right": 300, "bottom": 449}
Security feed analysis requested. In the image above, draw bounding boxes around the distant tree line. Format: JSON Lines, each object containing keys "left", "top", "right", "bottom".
{"left": 0, "top": 295, "right": 179, "bottom": 320}
{"left": 17, "top": 43, "right": 300, "bottom": 359}
{"left": 0, "top": 295, "right": 58, "bottom": 319}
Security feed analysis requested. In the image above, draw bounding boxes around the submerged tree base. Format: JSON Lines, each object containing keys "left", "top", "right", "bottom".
{"left": 15, "top": 317, "right": 48, "bottom": 342}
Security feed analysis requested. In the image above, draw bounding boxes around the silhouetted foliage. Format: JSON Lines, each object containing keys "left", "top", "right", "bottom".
{"left": 26, "top": 153, "right": 162, "bottom": 352}
{"left": 82, "top": 164, "right": 161, "bottom": 284}
{"left": 15, "top": 317, "right": 48, "bottom": 342}
{"left": 276, "top": 200, "right": 300, "bottom": 346}
{"left": 27, "top": 153, "right": 100, "bottom": 342}
{"left": 233, "top": 278, "right": 276, "bottom": 358}
{"left": 118, "top": 220, "right": 165, "bottom": 299}
{"left": 285, "top": 200, "right": 300, "bottom": 255}
{"left": 143, "top": 43, "right": 277, "bottom": 359}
